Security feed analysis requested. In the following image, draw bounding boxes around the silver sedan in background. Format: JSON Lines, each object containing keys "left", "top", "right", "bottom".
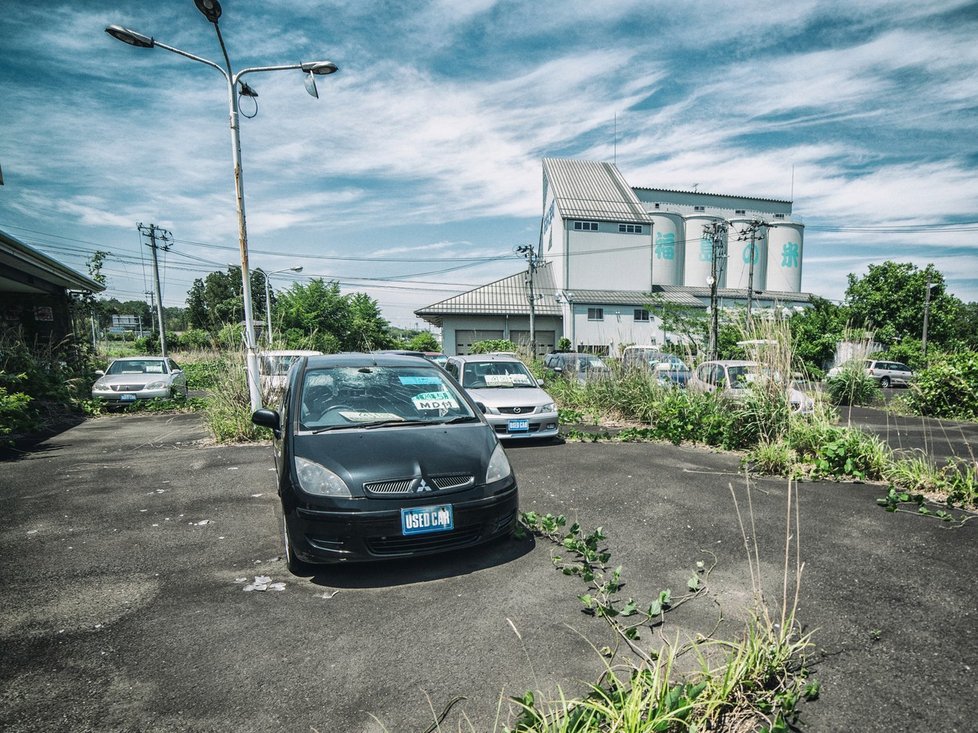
{"left": 91, "top": 356, "right": 188, "bottom": 404}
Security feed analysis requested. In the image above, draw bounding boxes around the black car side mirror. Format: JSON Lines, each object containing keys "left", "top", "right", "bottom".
{"left": 475, "top": 402, "right": 487, "bottom": 413}
{"left": 252, "top": 408, "right": 281, "bottom": 438}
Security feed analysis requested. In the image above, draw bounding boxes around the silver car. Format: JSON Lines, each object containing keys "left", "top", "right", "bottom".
{"left": 92, "top": 356, "right": 188, "bottom": 404}
{"left": 445, "top": 355, "right": 559, "bottom": 441}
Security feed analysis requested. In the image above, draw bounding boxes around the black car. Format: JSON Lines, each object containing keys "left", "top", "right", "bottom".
{"left": 251, "top": 353, "right": 519, "bottom": 572}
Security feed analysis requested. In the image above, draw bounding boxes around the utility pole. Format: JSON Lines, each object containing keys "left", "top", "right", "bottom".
{"left": 138, "top": 223, "right": 173, "bottom": 357}
{"left": 735, "top": 220, "right": 766, "bottom": 320}
{"left": 515, "top": 244, "right": 540, "bottom": 357}
{"left": 704, "top": 222, "right": 728, "bottom": 361}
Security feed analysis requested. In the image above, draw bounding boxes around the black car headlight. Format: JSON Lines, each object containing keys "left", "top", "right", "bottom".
{"left": 294, "top": 456, "right": 352, "bottom": 497}
{"left": 485, "top": 443, "right": 512, "bottom": 484}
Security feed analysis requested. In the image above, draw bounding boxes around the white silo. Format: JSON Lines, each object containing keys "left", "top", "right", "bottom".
{"left": 765, "top": 222, "right": 804, "bottom": 292}
{"left": 683, "top": 215, "right": 726, "bottom": 288}
{"left": 726, "top": 218, "right": 769, "bottom": 292}
{"left": 649, "top": 212, "right": 685, "bottom": 286}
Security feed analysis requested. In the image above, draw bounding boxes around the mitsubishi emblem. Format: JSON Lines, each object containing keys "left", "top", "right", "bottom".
{"left": 416, "top": 479, "right": 432, "bottom": 493}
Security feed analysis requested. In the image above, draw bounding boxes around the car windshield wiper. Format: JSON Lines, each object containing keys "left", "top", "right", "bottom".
{"left": 306, "top": 424, "right": 363, "bottom": 434}
{"left": 362, "top": 419, "right": 430, "bottom": 429}
{"left": 436, "top": 415, "right": 480, "bottom": 424}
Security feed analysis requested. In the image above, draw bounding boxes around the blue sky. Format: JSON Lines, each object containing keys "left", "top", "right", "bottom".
{"left": 2, "top": 0, "right": 977, "bottom": 328}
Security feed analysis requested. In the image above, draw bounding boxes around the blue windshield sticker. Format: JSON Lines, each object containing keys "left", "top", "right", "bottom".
{"left": 399, "top": 376, "right": 442, "bottom": 385}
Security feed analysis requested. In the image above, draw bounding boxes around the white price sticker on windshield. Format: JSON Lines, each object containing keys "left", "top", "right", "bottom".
{"left": 412, "top": 391, "right": 458, "bottom": 410}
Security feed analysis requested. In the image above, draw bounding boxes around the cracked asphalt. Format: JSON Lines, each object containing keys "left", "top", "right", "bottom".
{"left": 1, "top": 411, "right": 975, "bottom": 732}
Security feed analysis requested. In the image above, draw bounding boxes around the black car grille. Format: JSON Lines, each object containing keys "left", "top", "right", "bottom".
{"left": 365, "top": 527, "right": 482, "bottom": 555}
{"left": 363, "top": 474, "right": 475, "bottom": 496}
{"left": 498, "top": 406, "right": 537, "bottom": 415}
{"left": 111, "top": 384, "right": 146, "bottom": 392}
{"left": 363, "top": 479, "right": 414, "bottom": 495}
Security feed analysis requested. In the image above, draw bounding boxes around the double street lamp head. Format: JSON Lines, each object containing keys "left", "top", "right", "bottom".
{"left": 194, "top": 0, "right": 223, "bottom": 24}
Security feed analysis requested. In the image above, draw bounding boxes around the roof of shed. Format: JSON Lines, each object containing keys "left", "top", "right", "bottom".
{"left": 415, "top": 261, "right": 561, "bottom": 325}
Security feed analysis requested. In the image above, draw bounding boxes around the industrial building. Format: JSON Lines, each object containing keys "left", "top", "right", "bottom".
{"left": 417, "top": 158, "right": 811, "bottom": 356}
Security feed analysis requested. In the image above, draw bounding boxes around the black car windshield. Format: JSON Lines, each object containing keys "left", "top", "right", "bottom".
{"left": 461, "top": 361, "right": 537, "bottom": 389}
{"left": 298, "top": 364, "right": 477, "bottom": 431}
{"left": 106, "top": 359, "right": 168, "bottom": 375}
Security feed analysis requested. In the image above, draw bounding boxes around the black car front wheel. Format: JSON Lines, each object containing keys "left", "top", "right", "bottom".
{"left": 283, "top": 516, "right": 312, "bottom": 576}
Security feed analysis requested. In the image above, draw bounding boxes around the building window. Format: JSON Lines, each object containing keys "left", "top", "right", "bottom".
{"left": 773, "top": 213, "right": 786, "bottom": 219}
{"left": 618, "top": 224, "right": 643, "bottom": 233}
{"left": 735, "top": 209, "right": 746, "bottom": 215}
{"left": 587, "top": 307, "right": 604, "bottom": 321}
{"left": 693, "top": 205, "right": 706, "bottom": 212}
{"left": 634, "top": 308, "right": 650, "bottom": 322}
{"left": 574, "top": 221, "right": 599, "bottom": 231}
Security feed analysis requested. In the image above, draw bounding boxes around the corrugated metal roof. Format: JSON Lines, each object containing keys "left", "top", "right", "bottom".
{"left": 633, "top": 187, "right": 793, "bottom": 205}
{"left": 656, "top": 285, "right": 812, "bottom": 304}
{"left": 415, "top": 261, "right": 561, "bottom": 323}
{"left": 565, "top": 287, "right": 811, "bottom": 308}
{"left": 544, "top": 158, "right": 651, "bottom": 224}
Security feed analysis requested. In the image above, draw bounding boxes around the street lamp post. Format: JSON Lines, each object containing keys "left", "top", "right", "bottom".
{"left": 105, "top": 1, "right": 338, "bottom": 411}
{"left": 256, "top": 266, "right": 303, "bottom": 345}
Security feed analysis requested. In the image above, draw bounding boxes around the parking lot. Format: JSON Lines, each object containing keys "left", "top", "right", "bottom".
{"left": 1, "top": 412, "right": 976, "bottom": 732}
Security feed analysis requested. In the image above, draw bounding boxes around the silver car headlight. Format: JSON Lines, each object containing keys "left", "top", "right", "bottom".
{"left": 486, "top": 443, "right": 512, "bottom": 484}
{"left": 294, "top": 456, "right": 352, "bottom": 497}
{"left": 146, "top": 380, "right": 168, "bottom": 390}
{"left": 93, "top": 378, "right": 108, "bottom": 390}
{"left": 541, "top": 402, "right": 556, "bottom": 413}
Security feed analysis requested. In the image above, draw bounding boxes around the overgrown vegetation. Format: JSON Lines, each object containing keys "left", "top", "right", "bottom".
{"left": 900, "top": 351, "right": 978, "bottom": 420}
{"left": 503, "top": 477, "right": 816, "bottom": 733}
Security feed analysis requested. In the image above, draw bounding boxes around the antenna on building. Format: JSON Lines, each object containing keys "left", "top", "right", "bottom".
{"left": 613, "top": 113, "right": 617, "bottom": 164}
{"left": 790, "top": 164, "right": 795, "bottom": 201}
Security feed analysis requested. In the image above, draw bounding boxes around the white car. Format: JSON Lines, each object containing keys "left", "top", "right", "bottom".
{"left": 92, "top": 356, "right": 188, "bottom": 404}
{"left": 259, "top": 350, "right": 322, "bottom": 402}
{"left": 444, "top": 354, "right": 559, "bottom": 441}
{"left": 688, "top": 359, "right": 814, "bottom": 414}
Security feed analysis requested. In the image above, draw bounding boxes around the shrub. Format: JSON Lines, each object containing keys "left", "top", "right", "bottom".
{"left": 825, "top": 362, "right": 881, "bottom": 406}
{"left": 201, "top": 354, "right": 264, "bottom": 443}
{"left": 0, "top": 385, "right": 34, "bottom": 443}
{"left": 469, "top": 339, "right": 519, "bottom": 355}
{"left": 901, "top": 351, "right": 978, "bottom": 420}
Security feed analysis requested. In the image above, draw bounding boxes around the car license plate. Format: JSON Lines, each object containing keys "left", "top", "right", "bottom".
{"left": 120, "top": 393, "right": 136, "bottom": 402}
{"left": 401, "top": 504, "right": 454, "bottom": 536}
{"left": 508, "top": 419, "right": 529, "bottom": 432}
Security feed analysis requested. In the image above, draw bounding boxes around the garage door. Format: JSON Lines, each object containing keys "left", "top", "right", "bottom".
{"left": 454, "top": 330, "right": 504, "bottom": 355}
{"left": 510, "top": 330, "right": 555, "bottom": 357}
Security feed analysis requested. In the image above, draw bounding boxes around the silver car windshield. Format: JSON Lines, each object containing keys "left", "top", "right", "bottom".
{"left": 299, "top": 365, "right": 477, "bottom": 430}
{"left": 461, "top": 361, "right": 537, "bottom": 389}
{"left": 106, "top": 359, "right": 168, "bottom": 375}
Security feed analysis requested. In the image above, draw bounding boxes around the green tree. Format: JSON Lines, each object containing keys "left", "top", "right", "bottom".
{"left": 406, "top": 332, "right": 440, "bottom": 352}
{"left": 186, "top": 267, "right": 266, "bottom": 334}
{"left": 788, "top": 295, "right": 847, "bottom": 374}
{"left": 647, "top": 293, "right": 708, "bottom": 351}
{"left": 346, "top": 293, "right": 394, "bottom": 351}
{"left": 272, "top": 281, "right": 395, "bottom": 353}
{"left": 844, "top": 262, "right": 959, "bottom": 348}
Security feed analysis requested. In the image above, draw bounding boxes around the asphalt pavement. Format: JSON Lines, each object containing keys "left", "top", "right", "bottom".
{"left": 1, "top": 412, "right": 975, "bottom": 732}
